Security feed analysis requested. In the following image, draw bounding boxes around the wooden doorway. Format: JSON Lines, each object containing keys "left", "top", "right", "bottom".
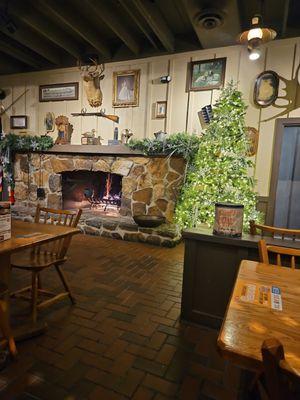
{"left": 267, "top": 118, "right": 300, "bottom": 227}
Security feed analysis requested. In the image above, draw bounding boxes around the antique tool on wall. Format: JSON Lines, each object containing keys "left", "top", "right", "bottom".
{"left": 0, "top": 89, "right": 29, "bottom": 133}
{"left": 71, "top": 109, "right": 119, "bottom": 123}
{"left": 78, "top": 58, "right": 105, "bottom": 107}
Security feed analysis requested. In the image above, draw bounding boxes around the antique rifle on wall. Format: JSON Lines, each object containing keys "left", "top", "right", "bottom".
{"left": 71, "top": 109, "right": 119, "bottom": 123}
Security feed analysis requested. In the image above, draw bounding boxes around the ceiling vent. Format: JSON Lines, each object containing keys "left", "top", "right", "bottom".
{"left": 194, "top": 9, "right": 224, "bottom": 30}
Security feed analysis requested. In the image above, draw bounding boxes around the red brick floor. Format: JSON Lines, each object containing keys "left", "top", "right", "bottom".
{"left": 0, "top": 234, "right": 242, "bottom": 399}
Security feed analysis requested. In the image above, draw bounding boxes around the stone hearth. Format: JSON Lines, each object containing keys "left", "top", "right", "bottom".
{"left": 13, "top": 148, "right": 185, "bottom": 246}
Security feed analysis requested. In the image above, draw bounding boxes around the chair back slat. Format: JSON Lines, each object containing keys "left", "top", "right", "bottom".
{"left": 32, "top": 205, "right": 82, "bottom": 259}
{"left": 258, "top": 240, "right": 300, "bottom": 269}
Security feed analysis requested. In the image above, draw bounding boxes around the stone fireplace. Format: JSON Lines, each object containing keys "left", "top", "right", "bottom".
{"left": 13, "top": 146, "right": 185, "bottom": 246}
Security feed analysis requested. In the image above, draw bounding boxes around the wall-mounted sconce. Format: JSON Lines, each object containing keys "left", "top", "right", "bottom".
{"left": 152, "top": 76, "right": 172, "bottom": 84}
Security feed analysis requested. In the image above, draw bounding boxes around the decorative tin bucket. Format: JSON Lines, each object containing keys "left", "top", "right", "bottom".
{"left": 213, "top": 202, "right": 244, "bottom": 238}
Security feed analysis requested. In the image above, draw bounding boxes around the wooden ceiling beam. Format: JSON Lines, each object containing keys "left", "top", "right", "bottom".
{"left": 281, "top": 0, "right": 290, "bottom": 37}
{"left": 9, "top": 0, "right": 81, "bottom": 59}
{"left": 0, "top": 52, "right": 27, "bottom": 74}
{"left": 41, "top": 0, "right": 111, "bottom": 59}
{"left": 83, "top": 0, "right": 139, "bottom": 55}
{"left": 0, "top": 24, "right": 61, "bottom": 65}
{"left": 120, "top": 1, "right": 159, "bottom": 50}
{"left": 131, "top": 0, "right": 175, "bottom": 52}
{"left": 0, "top": 33, "right": 43, "bottom": 68}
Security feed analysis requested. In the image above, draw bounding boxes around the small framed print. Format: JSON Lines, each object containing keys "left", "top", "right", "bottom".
{"left": 155, "top": 101, "right": 167, "bottom": 118}
{"left": 10, "top": 115, "right": 28, "bottom": 129}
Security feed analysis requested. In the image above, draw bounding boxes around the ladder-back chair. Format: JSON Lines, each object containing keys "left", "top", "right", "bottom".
{"left": 11, "top": 206, "right": 82, "bottom": 322}
{"left": 250, "top": 221, "right": 300, "bottom": 241}
{"left": 258, "top": 239, "right": 300, "bottom": 269}
{"left": 258, "top": 338, "right": 300, "bottom": 400}
{"left": 0, "top": 282, "right": 17, "bottom": 357}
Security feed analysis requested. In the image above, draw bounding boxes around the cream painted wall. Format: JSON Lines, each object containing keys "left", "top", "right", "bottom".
{"left": 0, "top": 37, "right": 299, "bottom": 197}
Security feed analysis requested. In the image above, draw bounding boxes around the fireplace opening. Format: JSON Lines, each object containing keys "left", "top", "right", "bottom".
{"left": 62, "top": 171, "right": 122, "bottom": 214}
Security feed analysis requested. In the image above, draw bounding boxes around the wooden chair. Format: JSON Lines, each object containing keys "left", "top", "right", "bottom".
{"left": 258, "top": 338, "right": 300, "bottom": 400}
{"left": 0, "top": 282, "right": 17, "bottom": 357}
{"left": 250, "top": 220, "right": 300, "bottom": 241}
{"left": 258, "top": 239, "right": 300, "bottom": 269}
{"left": 10, "top": 206, "right": 82, "bottom": 322}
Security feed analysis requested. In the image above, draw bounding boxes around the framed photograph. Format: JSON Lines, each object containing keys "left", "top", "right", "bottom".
{"left": 155, "top": 101, "right": 167, "bottom": 118}
{"left": 188, "top": 57, "right": 226, "bottom": 91}
{"left": 113, "top": 70, "right": 140, "bottom": 107}
{"left": 254, "top": 70, "right": 279, "bottom": 107}
{"left": 10, "top": 115, "right": 27, "bottom": 129}
{"left": 39, "top": 82, "right": 79, "bottom": 102}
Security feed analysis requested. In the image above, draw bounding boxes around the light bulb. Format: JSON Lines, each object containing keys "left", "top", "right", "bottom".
{"left": 247, "top": 27, "right": 263, "bottom": 41}
{"left": 248, "top": 47, "right": 261, "bottom": 60}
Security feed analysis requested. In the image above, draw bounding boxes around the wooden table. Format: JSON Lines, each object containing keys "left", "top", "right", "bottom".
{"left": 0, "top": 220, "right": 80, "bottom": 341}
{"left": 218, "top": 260, "right": 300, "bottom": 376}
{"left": 181, "top": 227, "right": 300, "bottom": 328}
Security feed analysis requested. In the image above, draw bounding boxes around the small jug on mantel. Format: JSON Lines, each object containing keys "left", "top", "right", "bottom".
{"left": 154, "top": 130, "right": 167, "bottom": 142}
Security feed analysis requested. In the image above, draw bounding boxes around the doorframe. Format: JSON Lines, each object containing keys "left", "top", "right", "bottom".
{"left": 266, "top": 117, "right": 300, "bottom": 225}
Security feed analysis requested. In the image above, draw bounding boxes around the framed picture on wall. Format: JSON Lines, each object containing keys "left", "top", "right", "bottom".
{"left": 10, "top": 115, "right": 27, "bottom": 129}
{"left": 155, "top": 101, "right": 167, "bottom": 118}
{"left": 113, "top": 70, "right": 140, "bottom": 107}
{"left": 39, "top": 82, "right": 79, "bottom": 102}
{"left": 188, "top": 57, "right": 226, "bottom": 91}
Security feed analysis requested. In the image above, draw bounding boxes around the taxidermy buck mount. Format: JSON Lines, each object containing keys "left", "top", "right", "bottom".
{"left": 78, "top": 58, "right": 105, "bottom": 108}
{"left": 262, "top": 62, "right": 300, "bottom": 122}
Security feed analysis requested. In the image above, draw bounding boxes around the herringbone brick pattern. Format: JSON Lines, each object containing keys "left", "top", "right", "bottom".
{"left": 0, "top": 234, "right": 242, "bottom": 399}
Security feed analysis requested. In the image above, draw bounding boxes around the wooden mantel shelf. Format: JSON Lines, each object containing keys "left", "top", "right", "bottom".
{"left": 35, "top": 144, "right": 144, "bottom": 156}
{"left": 17, "top": 144, "right": 173, "bottom": 158}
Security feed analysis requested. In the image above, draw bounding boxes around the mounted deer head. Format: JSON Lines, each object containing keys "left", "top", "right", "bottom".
{"left": 78, "top": 58, "right": 105, "bottom": 108}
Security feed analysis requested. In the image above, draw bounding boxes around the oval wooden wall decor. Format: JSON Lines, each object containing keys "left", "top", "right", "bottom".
{"left": 246, "top": 126, "right": 259, "bottom": 157}
{"left": 254, "top": 70, "right": 279, "bottom": 107}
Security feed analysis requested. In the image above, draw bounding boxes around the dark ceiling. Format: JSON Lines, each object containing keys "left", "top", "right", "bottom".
{"left": 0, "top": 0, "right": 297, "bottom": 74}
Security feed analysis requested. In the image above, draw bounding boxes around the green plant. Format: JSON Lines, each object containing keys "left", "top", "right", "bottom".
{"left": 127, "top": 132, "right": 201, "bottom": 164}
{"left": 175, "top": 81, "right": 261, "bottom": 230}
{"left": 0, "top": 133, "right": 53, "bottom": 188}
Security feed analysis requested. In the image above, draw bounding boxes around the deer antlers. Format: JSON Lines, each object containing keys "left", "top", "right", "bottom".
{"left": 77, "top": 58, "right": 105, "bottom": 78}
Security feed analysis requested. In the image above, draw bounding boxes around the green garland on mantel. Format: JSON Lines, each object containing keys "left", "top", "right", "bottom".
{"left": 126, "top": 132, "right": 201, "bottom": 164}
{"left": 0, "top": 133, "right": 54, "bottom": 189}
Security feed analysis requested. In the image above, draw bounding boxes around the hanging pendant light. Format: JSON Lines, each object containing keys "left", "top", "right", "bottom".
{"left": 238, "top": 14, "right": 277, "bottom": 60}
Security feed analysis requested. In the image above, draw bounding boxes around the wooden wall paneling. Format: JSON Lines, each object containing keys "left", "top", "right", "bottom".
{"left": 1, "top": 85, "right": 13, "bottom": 133}
{"left": 165, "top": 58, "right": 174, "bottom": 134}
{"left": 98, "top": 64, "right": 114, "bottom": 144}
{"left": 238, "top": 46, "right": 266, "bottom": 127}
{"left": 187, "top": 50, "right": 215, "bottom": 135}
{"left": 64, "top": 71, "right": 81, "bottom": 144}
{"left": 256, "top": 41, "right": 296, "bottom": 196}
{"left": 131, "top": 61, "right": 149, "bottom": 138}
{"left": 168, "top": 54, "right": 190, "bottom": 134}
{"left": 288, "top": 38, "right": 300, "bottom": 118}
{"left": 148, "top": 59, "right": 168, "bottom": 135}
{"left": 25, "top": 84, "right": 38, "bottom": 135}
{"left": 211, "top": 47, "right": 240, "bottom": 106}
{"left": 110, "top": 62, "right": 132, "bottom": 141}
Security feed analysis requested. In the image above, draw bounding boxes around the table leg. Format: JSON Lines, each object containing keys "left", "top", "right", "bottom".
{"left": 0, "top": 253, "right": 47, "bottom": 344}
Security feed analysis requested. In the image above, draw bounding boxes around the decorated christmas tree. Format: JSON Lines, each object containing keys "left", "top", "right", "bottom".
{"left": 175, "top": 81, "right": 260, "bottom": 230}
